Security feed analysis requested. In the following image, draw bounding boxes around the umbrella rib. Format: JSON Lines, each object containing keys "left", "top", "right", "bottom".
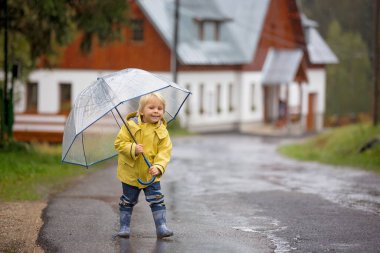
{"left": 81, "top": 133, "right": 88, "bottom": 167}
{"left": 168, "top": 92, "right": 192, "bottom": 123}
{"left": 115, "top": 108, "right": 138, "bottom": 144}
{"left": 61, "top": 153, "right": 118, "bottom": 167}
{"left": 111, "top": 109, "right": 122, "bottom": 129}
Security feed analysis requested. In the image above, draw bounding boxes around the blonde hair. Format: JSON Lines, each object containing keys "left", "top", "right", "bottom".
{"left": 138, "top": 93, "right": 166, "bottom": 114}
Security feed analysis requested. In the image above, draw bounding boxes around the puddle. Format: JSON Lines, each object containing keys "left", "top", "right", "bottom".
{"left": 233, "top": 225, "right": 292, "bottom": 253}
{"left": 232, "top": 216, "right": 293, "bottom": 253}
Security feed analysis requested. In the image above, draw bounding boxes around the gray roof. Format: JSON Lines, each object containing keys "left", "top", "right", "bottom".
{"left": 301, "top": 15, "right": 338, "bottom": 64}
{"left": 301, "top": 14, "right": 318, "bottom": 28}
{"left": 138, "top": 0, "right": 337, "bottom": 66}
{"left": 181, "top": 1, "right": 232, "bottom": 21}
{"left": 306, "top": 28, "right": 338, "bottom": 64}
{"left": 138, "top": 0, "right": 269, "bottom": 65}
{"left": 261, "top": 49, "right": 303, "bottom": 85}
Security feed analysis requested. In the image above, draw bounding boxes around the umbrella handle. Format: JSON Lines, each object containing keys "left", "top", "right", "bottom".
{"left": 137, "top": 154, "right": 157, "bottom": 186}
{"left": 138, "top": 176, "right": 156, "bottom": 186}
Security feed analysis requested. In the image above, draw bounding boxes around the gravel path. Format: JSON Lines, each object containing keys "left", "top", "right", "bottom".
{"left": 0, "top": 201, "right": 46, "bottom": 252}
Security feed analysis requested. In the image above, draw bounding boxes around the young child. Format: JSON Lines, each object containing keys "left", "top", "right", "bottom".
{"left": 114, "top": 93, "right": 173, "bottom": 238}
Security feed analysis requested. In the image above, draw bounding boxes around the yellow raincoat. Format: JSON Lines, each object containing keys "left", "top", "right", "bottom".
{"left": 114, "top": 112, "right": 172, "bottom": 188}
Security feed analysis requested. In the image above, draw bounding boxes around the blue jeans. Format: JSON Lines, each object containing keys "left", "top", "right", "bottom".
{"left": 120, "top": 182, "right": 166, "bottom": 212}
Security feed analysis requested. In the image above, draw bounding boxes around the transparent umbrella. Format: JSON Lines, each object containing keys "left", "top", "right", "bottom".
{"left": 61, "top": 68, "right": 191, "bottom": 184}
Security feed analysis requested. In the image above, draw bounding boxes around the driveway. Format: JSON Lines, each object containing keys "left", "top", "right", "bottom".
{"left": 38, "top": 134, "right": 380, "bottom": 252}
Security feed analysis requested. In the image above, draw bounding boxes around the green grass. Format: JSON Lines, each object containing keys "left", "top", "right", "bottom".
{"left": 0, "top": 143, "right": 94, "bottom": 201}
{"left": 278, "top": 123, "right": 380, "bottom": 172}
{"left": 0, "top": 120, "right": 190, "bottom": 202}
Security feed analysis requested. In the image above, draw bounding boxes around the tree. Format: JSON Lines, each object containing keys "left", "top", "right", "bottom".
{"left": 1, "top": 0, "right": 130, "bottom": 69}
{"left": 326, "top": 20, "right": 372, "bottom": 116}
{"left": 297, "top": 0, "right": 375, "bottom": 121}
{"left": 297, "top": 0, "right": 374, "bottom": 59}
{"left": 0, "top": 0, "right": 130, "bottom": 146}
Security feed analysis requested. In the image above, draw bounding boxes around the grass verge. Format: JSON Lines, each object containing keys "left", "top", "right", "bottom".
{"left": 0, "top": 143, "right": 92, "bottom": 201}
{"left": 278, "top": 123, "right": 380, "bottom": 172}
{"left": 0, "top": 120, "right": 191, "bottom": 202}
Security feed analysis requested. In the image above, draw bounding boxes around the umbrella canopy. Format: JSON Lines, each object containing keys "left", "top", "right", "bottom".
{"left": 62, "top": 68, "right": 191, "bottom": 167}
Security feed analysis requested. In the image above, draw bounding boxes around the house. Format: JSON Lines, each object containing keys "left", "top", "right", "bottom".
{"left": 13, "top": 0, "right": 337, "bottom": 142}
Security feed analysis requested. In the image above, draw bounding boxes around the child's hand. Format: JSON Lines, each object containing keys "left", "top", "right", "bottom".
{"left": 135, "top": 144, "right": 144, "bottom": 155}
{"left": 149, "top": 166, "right": 161, "bottom": 176}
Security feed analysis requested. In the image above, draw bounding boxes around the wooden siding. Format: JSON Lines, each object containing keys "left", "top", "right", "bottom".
{"left": 56, "top": 2, "right": 171, "bottom": 71}
{"left": 244, "top": 0, "right": 306, "bottom": 71}
{"left": 14, "top": 131, "right": 63, "bottom": 143}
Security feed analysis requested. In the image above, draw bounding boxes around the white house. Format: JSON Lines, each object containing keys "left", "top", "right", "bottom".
{"left": 12, "top": 0, "right": 337, "bottom": 142}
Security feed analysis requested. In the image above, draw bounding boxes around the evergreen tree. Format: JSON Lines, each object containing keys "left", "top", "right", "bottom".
{"left": 326, "top": 20, "right": 372, "bottom": 116}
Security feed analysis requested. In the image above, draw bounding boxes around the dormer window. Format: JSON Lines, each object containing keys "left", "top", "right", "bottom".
{"left": 194, "top": 17, "right": 232, "bottom": 41}
{"left": 197, "top": 20, "right": 221, "bottom": 41}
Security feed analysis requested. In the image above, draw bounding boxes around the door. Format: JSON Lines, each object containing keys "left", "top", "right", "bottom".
{"left": 307, "top": 93, "right": 316, "bottom": 131}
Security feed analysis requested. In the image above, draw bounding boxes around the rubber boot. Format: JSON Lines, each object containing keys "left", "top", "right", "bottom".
{"left": 152, "top": 209, "right": 173, "bottom": 238}
{"left": 118, "top": 209, "right": 132, "bottom": 238}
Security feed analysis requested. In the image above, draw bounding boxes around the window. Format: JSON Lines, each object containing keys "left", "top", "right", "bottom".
{"left": 26, "top": 82, "right": 38, "bottom": 113}
{"left": 204, "top": 21, "right": 220, "bottom": 41}
{"left": 228, "top": 83, "right": 234, "bottom": 112}
{"left": 130, "top": 19, "right": 144, "bottom": 41}
{"left": 251, "top": 83, "right": 256, "bottom": 111}
{"left": 216, "top": 84, "right": 222, "bottom": 114}
{"left": 199, "top": 84, "right": 204, "bottom": 114}
{"left": 60, "top": 83, "right": 71, "bottom": 113}
{"left": 197, "top": 21, "right": 222, "bottom": 41}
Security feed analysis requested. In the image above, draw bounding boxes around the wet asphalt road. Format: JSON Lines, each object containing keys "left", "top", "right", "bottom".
{"left": 38, "top": 134, "right": 380, "bottom": 253}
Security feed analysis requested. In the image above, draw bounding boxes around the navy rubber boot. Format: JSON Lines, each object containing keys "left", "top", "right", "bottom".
{"left": 152, "top": 209, "right": 173, "bottom": 238}
{"left": 118, "top": 209, "right": 132, "bottom": 238}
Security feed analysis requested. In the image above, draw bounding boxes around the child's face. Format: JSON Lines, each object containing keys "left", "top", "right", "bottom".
{"left": 141, "top": 97, "right": 164, "bottom": 124}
